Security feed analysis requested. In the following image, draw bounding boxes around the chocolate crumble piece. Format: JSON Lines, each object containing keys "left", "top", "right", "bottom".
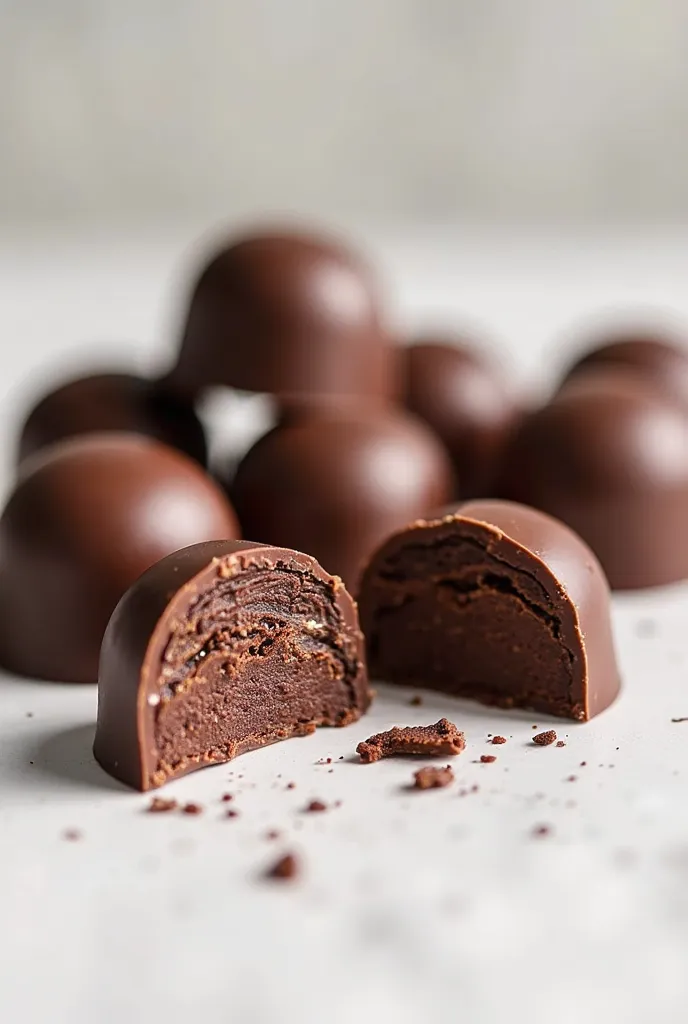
{"left": 266, "top": 853, "right": 299, "bottom": 881}
{"left": 532, "top": 730, "right": 557, "bottom": 746}
{"left": 480, "top": 754, "right": 497, "bottom": 763}
{"left": 221, "top": 793, "right": 233, "bottom": 802}
{"left": 226, "top": 809, "right": 239, "bottom": 819}
{"left": 671, "top": 717, "right": 688, "bottom": 723}
{"left": 147, "top": 797, "right": 178, "bottom": 813}
{"left": 409, "top": 695, "right": 424, "bottom": 706}
{"left": 357, "top": 718, "right": 465, "bottom": 763}
{"left": 413, "top": 765, "right": 454, "bottom": 789}
{"left": 182, "top": 802, "right": 203, "bottom": 815}
{"left": 305, "top": 800, "right": 327, "bottom": 813}
{"left": 492, "top": 735, "right": 507, "bottom": 745}
{"left": 286, "top": 782, "right": 296, "bottom": 790}
{"left": 556, "top": 740, "right": 566, "bottom": 747}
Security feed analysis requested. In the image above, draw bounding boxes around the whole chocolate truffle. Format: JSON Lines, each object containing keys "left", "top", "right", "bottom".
{"left": 498, "top": 372, "right": 688, "bottom": 589}
{"left": 0, "top": 435, "right": 239, "bottom": 683}
{"left": 359, "top": 499, "right": 620, "bottom": 720}
{"left": 399, "top": 339, "right": 519, "bottom": 498}
{"left": 559, "top": 332, "right": 688, "bottom": 405}
{"left": 18, "top": 372, "right": 207, "bottom": 466}
{"left": 230, "top": 408, "right": 453, "bottom": 591}
{"left": 168, "top": 228, "right": 392, "bottom": 400}
{"left": 94, "top": 540, "right": 370, "bottom": 790}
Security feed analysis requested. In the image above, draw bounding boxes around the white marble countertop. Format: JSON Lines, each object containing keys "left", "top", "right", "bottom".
{"left": 2, "top": 227, "right": 688, "bottom": 1024}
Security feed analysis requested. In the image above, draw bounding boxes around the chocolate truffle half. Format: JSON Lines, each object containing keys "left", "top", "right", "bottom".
{"left": 359, "top": 500, "right": 620, "bottom": 721}
{"left": 399, "top": 338, "right": 519, "bottom": 498}
{"left": 169, "top": 228, "right": 392, "bottom": 400}
{"left": 230, "top": 407, "right": 453, "bottom": 591}
{"left": 94, "top": 540, "right": 369, "bottom": 790}
{"left": 18, "top": 372, "right": 207, "bottom": 466}
{"left": 0, "top": 435, "right": 239, "bottom": 684}
{"left": 499, "top": 371, "right": 688, "bottom": 589}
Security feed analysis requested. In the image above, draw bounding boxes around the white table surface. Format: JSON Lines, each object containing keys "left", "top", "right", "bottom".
{"left": 3, "top": 226, "right": 688, "bottom": 1024}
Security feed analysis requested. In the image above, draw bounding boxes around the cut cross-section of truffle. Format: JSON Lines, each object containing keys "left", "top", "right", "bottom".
{"left": 359, "top": 500, "right": 620, "bottom": 721}
{"left": 94, "top": 541, "right": 370, "bottom": 790}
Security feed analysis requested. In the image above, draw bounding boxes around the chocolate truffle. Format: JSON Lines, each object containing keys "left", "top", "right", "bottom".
{"left": 560, "top": 332, "right": 688, "bottom": 404}
{"left": 399, "top": 339, "right": 519, "bottom": 498}
{"left": 230, "top": 407, "right": 453, "bottom": 590}
{"left": 17, "top": 372, "right": 207, "bottom": 466}
{"left": 168, "top": 228, "right": 392, "bottom": 400}
{"left": 498, "top": 371, "right": 688, "bottom": 589}
{"left": 359, "top": 499, "right": 620, "bottom": 721}
{"left": 94, "top": 540, "right": 369, "bottom": 790}
{"left": 0, "top": 435, "right": 239, "bottom": 683}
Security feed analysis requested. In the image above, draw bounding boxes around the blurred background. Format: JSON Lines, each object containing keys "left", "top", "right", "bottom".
{"left": 2, "top": 0, "right": 688, "bottom": 226}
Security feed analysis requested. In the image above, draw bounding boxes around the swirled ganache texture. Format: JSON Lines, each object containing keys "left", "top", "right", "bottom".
{"left": 94, "top": 541, "right": 370, "bottom": 790}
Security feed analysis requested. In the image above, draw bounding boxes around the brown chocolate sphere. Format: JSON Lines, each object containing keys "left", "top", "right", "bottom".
{"left": 18, "top": 372, "right": 207, "bottom": 466}
{"left": 168, "top": 228, "right": 393, "bottom": 401}
{"left": 230, "top": 408, "right": 453, "bottom": 590}
{"left": 498, "top": 370, "right": 688, "bottom": 589}
{"left": 0, "top": 435, "right": 239, "bottom": 683}
{"left": 399, "top": 339, "right": 519, "bottom": 499}
{"left": 560, "top": 332, "right": 688, "bottom": 405}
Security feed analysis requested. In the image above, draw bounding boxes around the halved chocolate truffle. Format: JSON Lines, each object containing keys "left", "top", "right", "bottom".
{"left": 230, "top": 407, "right": 453, "bottom": 590}
{"left": 559, "top": 332, "right": 688, "bottom": 404}
{"left": 18, "top": 372, "right": 207, "bottom": 466}
{"left": 94, "top": 540, "right": 369, "bottom": 790}
{"left": 168, "top": 228, "right": 392, "bottom": 400}
{"left": 0, "top": 435, "right": 239, "bottom": 683}
{"left": 359, "top": 499, "right": 620, "bottom": 721}
{"left": 498, "top": 371, "right": 688, "bottom": 589}
{"left": 399, "top": 338, "right": 520, "bottom": 499}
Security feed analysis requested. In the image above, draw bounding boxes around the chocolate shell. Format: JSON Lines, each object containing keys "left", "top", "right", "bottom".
{"left": 94, "top": 540, "right": 370, "bottom": 790}
{"left": 560, "top": 333, "right": 688, "bottom": 404}
{"left": 359, "top": 499, "right": 620, "bottom": 721}
{"left": 0, "top": 435, "right": 239, "bottom": 683}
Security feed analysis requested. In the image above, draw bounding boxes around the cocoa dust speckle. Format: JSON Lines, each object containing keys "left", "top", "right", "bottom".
{"left": 413, "top": 765, "right": 454, "bottom": 790}
{"left": 225, "top": 809, "right": 239, "bottom": 819}
{"left": 62, "top": 829, "right": 82, "bottom": 842}
{"left": 286, "top": 782, "right": 296, "bottom": 790}
{"left": 566, "top": 775, "right": 578, "bottom": 782}
{"left": 147, "top": 797, "right": 178, "bottom": 814}
{"left": 531, "top": 825, "right": 552, "bottom": 838}
{"left": 409, "top": 695, "right": 423, "bottom": 706}
{"left": 532, "top": 730, "right": 557, "bottom": 746}
{"left": 266, "top": 853, "right": 299, "bottom": 881}
{"left": 266, "top": 830, "right": 280, "bottom": 841}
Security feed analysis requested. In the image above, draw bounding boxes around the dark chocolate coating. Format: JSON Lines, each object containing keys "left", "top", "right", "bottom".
{"left": 168, "top": 228, "right": 392, "bottom": 400}
{"left": 498, "top": 372, "right": 688, "bottom": 589}
{"left": 94, "top": 540, "right": 369, "bottom": 790}
{"left": 18, "top": 372, "right": 207, "bottom": 466}
{"left": 399, "top": 339, "right": 519, "bottom": 498}
{"left": 0, "top": 435, "right": 239, "bottom": 683}
{"left": 359, "top": 499, "right": 620, "bottom": 721}
{"left": 230, "top": 407, "right": 454, "bottom": 590}
{"left": 560, "top": 333, "right": 688, "bottom": 404}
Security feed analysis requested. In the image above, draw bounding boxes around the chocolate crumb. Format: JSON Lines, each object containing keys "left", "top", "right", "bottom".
{"left": 471, "top": 784, "right": 479, "bottom": 793}
{"left": 266, "top": 853, "right": 299, "bottom": 881}
{"left": 357, "top": 718, "right": 465, "bottom": 763}
{"left": 338, "top": 756, "right": 344, "bottom": 760}
{"left": 226, "top": 809, "right": 239, "bottom": 819}
{"left": 480, "top": 754, "right": 497, "bottom": 763}
{"left": 492, "top": 735, "right": 507, "bottom": 745}
{"left": 532, "top": 730, "right": 557, "bottom": 746}
{"left": 334, "top": 800, "right": 342, "bottom": 808}
{"left": 221, "top": 793, "right": 233, "bottom": 802}
{"left": 671, "top": 717, "right": 688, "bottom": 723}
{"left": 286, "top": 782, "right": 296, "bottom": 790}
{"left": 266, "top": 830, "right": 280, "bottom": 840}
{"left": 182, "top": 803, "right": 203, "bottom": 815}
{"left": 413, "top": 765, "right": 454, "bottom": 790}
{"left": 566, "top": 775, "right": 578, "bottom": 782}
{"left": 305, "top": 800, "right": 327, "bottom": 813}
{"left": 531, "top": 825, "right": 552, "bottom": 838}
{"left": 147, "top": 797, "right": 178, "bottom": 814}
{"left": 26, "top": 712, "right": 33, "bottom": 718}
{"left": 409, "top": 695, "right": 423, "bottom": 706}
{"left": 580, "top": 761, "right": 587, "bottom": 767}
{"left": 532, "top": 724, "right": 538, "bottom": 729}
{"left": 556, "top": 740, "right": 566, "bottom": 747}
{"left": 62, "top": 829, "right": 82, "bottom": 842}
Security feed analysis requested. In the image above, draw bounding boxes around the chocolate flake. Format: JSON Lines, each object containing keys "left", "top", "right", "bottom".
{"left": 413, "top": 765, "right": 455, "bottom": 789}
{"left": 357, "top": 718, "right": 465, "bottom": 763}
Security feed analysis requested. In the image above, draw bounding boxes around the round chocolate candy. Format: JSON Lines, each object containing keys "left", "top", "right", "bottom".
{"left": 559, "top": 332, "right": 688, "bottom": 404}
{"left": 498, "top": 371, "right": 688, "bottom": 589}
{"left": 230, "top": 407, "right": 453, "bottom": 591}
{"left": 17, "top": 371, "right": 207, "bottom": 466}
{"left": 167, "top": 227, "right": 392, "bottom": 400}
{"left": 94, "top": 540, "right": 370, "bottom": 790}
{"left": 0, "top": 435, "right": 239, "bottom": 683}
{"left": 398, "top": 338, "right": 519, "bottom": 498}
{"left": 359, "top": 499, "right": 620, "bottom": 721}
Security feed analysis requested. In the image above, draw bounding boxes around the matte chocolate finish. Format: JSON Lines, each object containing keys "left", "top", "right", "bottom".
{"left": 0, "top": 435, "right": 239, "bottom": 683}
{"left": 399, "top": 339, "right": 519, "bottom": 498}
{"left": 560, "top": 333, "right": 688, "bottom": 404}
{"left": 169, "top": 228, "right": 392, "bottom": 399}
{"left": 94, "top": 540, "right": 369, "bottom": 790}
{"left": 18, "top": 372, "right": 207, "bottom": 466}
{"left": 230, "top": 407, "right": 453, "bottom": 590}
{"left": 359, "top": 499, "right": 620, "bottom": 721}
{"left": 498, "top": 372, "right": 688, "bottom": 589}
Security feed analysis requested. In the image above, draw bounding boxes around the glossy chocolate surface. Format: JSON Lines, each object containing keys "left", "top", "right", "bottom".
{"left": 498, "top": 371, "right": 688, "bottom": 589}
{"left": 94, "top": 540, "right": 369, "bottom": 790}
{"left": 169, "top": 228, "right": 392, "bottom": 400}
{"left": 359, "top": 499, "right": 620, "bottom": 720}
{"left": 559, "top": 333, "right": 688, "bottom": 405}
{"left": 230, "top": 407, "right": 453, "bottom": 590}
{"left": 0, "top": 435, "right": 239, "bottom": 683}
